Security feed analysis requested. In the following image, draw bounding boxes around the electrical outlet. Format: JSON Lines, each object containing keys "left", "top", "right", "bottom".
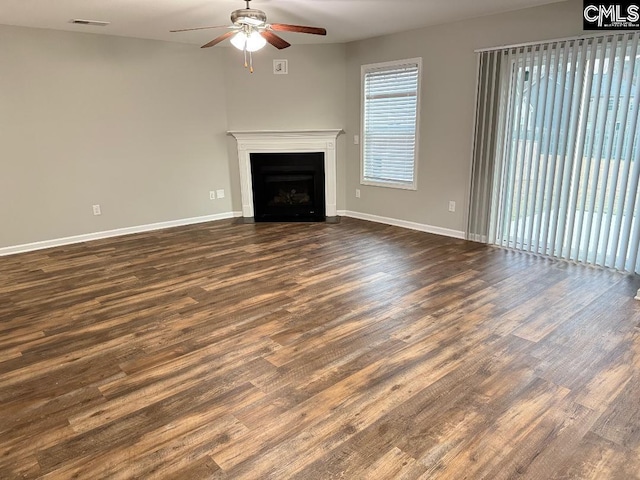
{"left": 216, "top": 189, "right": 225, "bottom": 199}
{"left": 448, "top": 201, "right": 456, "bottom": 212}
{"left": 355, "top": 189, "right": 361, "bottom": 198}
{"left": 354, "top": 135, "right": 359, "bottom": 145}
{"left": 209, "top": 191, "right": 216, "bottom": 200}
{"left": 92, "top": 204, "right": 102, "bottom": 216}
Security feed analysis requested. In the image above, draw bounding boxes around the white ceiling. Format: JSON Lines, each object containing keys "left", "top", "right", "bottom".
{"left": 0, "top": 0, "right": 566, "bottom": 46}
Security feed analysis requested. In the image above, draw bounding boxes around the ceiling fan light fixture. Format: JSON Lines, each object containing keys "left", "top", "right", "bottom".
{"left": 230, "top": 31, "right": 247, "bottom": 50}
{"left": 246, "top": 30, "right": 267, "bottom": 51}
{"left": 171, "top": 0, "right": 325, "bottom": 72}
{"left": 230, "top": 29, "right": 266, "bottom": 52}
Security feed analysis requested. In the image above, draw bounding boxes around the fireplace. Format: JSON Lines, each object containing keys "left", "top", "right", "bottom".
{"left": 228, "top": 129, "right": 342, "bottom": 219}
{"left": 250, "top": 152, "right": 325, "bottom": 222}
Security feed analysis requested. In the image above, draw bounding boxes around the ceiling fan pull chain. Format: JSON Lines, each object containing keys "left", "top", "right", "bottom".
{"left": 244, "top": 47, "right": 248, "bottom": 68}
{"left": 250, "top": 50, "right": 254, "bottom": 73}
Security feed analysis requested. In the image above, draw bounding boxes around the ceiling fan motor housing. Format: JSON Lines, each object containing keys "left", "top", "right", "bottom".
{"left": 231, "top": 9, "right": 267, "bottom": 26}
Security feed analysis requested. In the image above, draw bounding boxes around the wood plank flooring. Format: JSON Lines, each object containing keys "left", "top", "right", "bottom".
{"left": 1, "top": 218, "right": 640, "bottom": 479}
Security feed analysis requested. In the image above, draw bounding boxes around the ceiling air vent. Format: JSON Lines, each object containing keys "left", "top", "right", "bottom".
{"left": 69, "top": 19, "right": 110, "bottom": 27}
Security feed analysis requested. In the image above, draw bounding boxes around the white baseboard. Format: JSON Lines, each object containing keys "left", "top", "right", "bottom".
{"left": 2, "top": 210, "right": 464, "bottom": 257}
{"left": 338, "top": 210, "right": 465, "bottom": 239}
{"left": 0, "top": 211, "right": 243, "bottom": 257}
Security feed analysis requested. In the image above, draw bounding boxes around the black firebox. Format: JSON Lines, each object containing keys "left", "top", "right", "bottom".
{"left": 250, "top": 152, "right": 325, "bottom": 222}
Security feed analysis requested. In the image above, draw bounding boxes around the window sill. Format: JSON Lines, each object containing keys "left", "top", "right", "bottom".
{"left": 360, "top": 179, "right": 417, "bottom": 191}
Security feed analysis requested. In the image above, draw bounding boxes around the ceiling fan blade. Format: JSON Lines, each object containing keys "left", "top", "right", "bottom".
{"left": 260, "top": 31, "right": 291, "bottom": 50}
{"left": 201, "top": 31, "right": 236, "bottom": 49}
{"left": 269, "top": 23, "right": 327, "bottom": 36}
{"left": 170, "top": 25, "right": 229, "bottom": 33}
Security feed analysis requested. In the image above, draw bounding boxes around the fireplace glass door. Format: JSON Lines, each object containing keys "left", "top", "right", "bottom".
{"left": 250, "top": 152, "right": 325, "bottom": 222}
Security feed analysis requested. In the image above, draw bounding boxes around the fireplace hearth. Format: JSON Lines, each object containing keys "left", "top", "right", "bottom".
{"left": 250, "top": 152, "right": 325, "bottom": 222}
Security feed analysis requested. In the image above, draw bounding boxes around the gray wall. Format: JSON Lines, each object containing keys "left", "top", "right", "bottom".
{"left": 2, "top": 1, "right": 587, "bottom": 248}
{"left": 345, "top": 0, "right": 584, "bottom": 233}
{"left": 223, "top": 44, "right": 347, "bottom": 212}
{"left": 0, "top": 25, "right": 232, "bottom": 248}
{"left": 0, "top": 26, "right": 347, "bottom": 249}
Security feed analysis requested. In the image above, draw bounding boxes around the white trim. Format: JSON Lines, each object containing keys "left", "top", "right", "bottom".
{"left": 360, "top": 57, "right": 422, "bottom": 191}
{"left": 228, "top": 129, "right": 343, "bottom": 218}
{"left": 228, "top": 129, "right": 343, "bottom": 137}
{"left": 340, "top": 210, "right": 465, "bottom": 239}
{"left": 2, "top": 209, "right": 468, "bottom": 256}
{"left": 635, "top": 289, "right": 640, "bottom": 301}
{"left": 0, "top": 212, "right": 242, "bottom": 257}
{"left": 360, "top": 180, "right": 417, "bottom": 191}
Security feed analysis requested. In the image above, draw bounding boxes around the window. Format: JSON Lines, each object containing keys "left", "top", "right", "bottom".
{"left": 361, "top": 58, "right": 421, "bottom": 189}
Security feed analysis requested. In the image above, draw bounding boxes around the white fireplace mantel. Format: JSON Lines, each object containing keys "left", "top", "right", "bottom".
{"left": 228, "top": 129, "right": 343, "bottom": 218}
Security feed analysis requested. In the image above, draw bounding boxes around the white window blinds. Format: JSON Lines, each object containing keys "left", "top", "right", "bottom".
{"left": 468, "top": 32, "right": 640, "bottom": 274}
{"left": 361, "top": 59, "right": 421, "bottom": 189}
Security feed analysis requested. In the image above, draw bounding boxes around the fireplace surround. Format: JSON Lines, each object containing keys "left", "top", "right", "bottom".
{"left": 228, "top": 130, "right": 342, "bottom": 220}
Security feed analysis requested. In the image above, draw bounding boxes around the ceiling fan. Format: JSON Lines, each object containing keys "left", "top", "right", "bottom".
{"left": 170, "top": 0, "right": 327, "bottom": 73}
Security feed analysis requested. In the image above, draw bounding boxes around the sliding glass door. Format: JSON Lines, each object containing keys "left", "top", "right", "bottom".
{"left": 469, "top": 33, "right": 640, "bottom": 274}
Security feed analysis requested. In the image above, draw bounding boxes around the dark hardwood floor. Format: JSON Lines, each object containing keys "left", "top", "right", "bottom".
{"left": 1, "top": 218, "right": 640, "bottom": 479}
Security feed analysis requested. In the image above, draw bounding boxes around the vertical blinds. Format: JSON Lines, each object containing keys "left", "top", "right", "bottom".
{"left": 468, "top": 32, "right": 640, "bottom": 274}
{"left": 362, "top": 61, "right": 420, "bottom": 188}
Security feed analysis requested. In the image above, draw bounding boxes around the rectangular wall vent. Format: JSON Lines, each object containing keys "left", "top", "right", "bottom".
{"left": 69, "top": 19, "right": 110, "bottom": 27}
